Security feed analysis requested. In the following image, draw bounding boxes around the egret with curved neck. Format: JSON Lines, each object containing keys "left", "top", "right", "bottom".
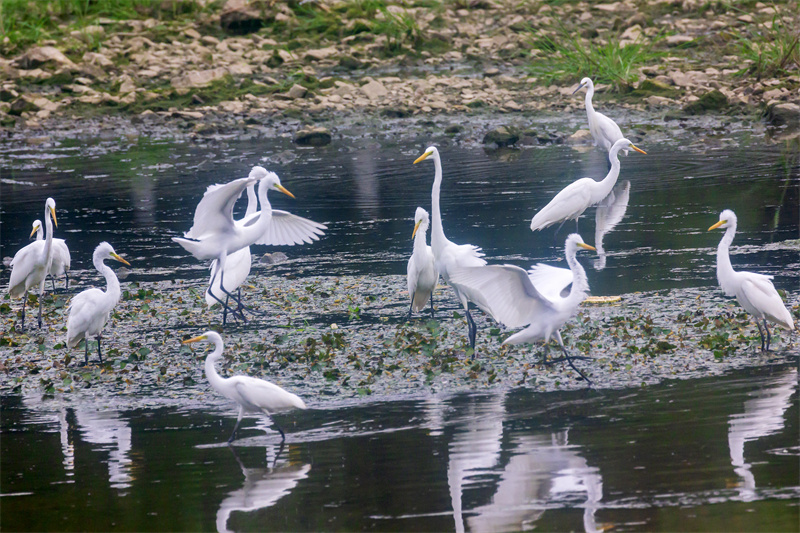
{"left": 183, "top": 331, "right": 307, "bottom": 442}
{"left": 8, "top": 197, "right": 58, "bottom": 330}
{"left": 530, "top": 138, "right": 645, "bottom": 235}
{"left": 66, "top": 242, "right": 130, "bottom": 365}
{"left": 447, "top": 234, "right": 597, "bottom": 384}
{"left": 407, "top": 207, "right": 439, "bottom": 319}
{"left": 414, "top": 146, "right": 487, "bottom": 351}
{"left": 573, "top": 77, "right": 628, "bottom": 166}
{"left": 709, "top": 209, "right": 794, "bottom": 351}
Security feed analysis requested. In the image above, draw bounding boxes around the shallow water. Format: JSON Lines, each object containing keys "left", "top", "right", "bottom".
{"left": 1, "top": 119, "right": 799, "bottom": 531}
{"left": 1, "top": 364, "right": 797, "bottom": 532}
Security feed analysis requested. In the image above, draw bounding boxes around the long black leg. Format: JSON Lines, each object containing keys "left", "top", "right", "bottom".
{"left": 51, "top": 277, "right": 56, "bottom": 291}
{"left": 228, "top": 407, "right": 244, "bottom": 443}
{"left": 217, "top": 269, "right": 260, "bottom": 320}
{"left": 764, "top": 320, "right": 772, "bottom": 351}
{"left": 97, "top": 336, "right": 103, "bottom": 363}
{"left": 37, "top": 289, "right": 44, "bottom": 328}
{"left": 20, "top": 293, "right": 27, "bottom": 331}
{"left": 84, "top": 340, "right": 89, "bottom": 366}
{"left": 222, "top": 295, "right": 229, "bottom": 326}
{"left": 561, "top": 345, "right": 593, "bottom": 384}
{"left": 466, "top": 307, "right": 477, "bottom": 355}
{"left": 207, "top": 268, "right": 245, "bottom": 323}
{"left": 407, "top": 295, "right": 414, "bottom": 321}
{"left": 65, "top": 272, "right": 69, "bottom": 290}
{"left": 429, "top": 292, "right": 435, "bottom": 319}
{"left": 756, "top": 321, "right": 766, "bottom": 351}
{"left": 271, "top": 417, "right": 286, "bottom": 442}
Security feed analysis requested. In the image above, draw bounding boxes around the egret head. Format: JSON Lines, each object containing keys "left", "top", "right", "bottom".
{"left": 30, "top": 219, "right": 42, "bottom": 239}
{"left": 257, "top": 169, "right": 295, "bottom": 199}
{"left": 572, "top": 77, "right": 593, "bottom": 95}
{"left": 611, "top": 138, "right": 647, "bottom": 157}
{"left": 709, "top": 209, "right": 737, "bottom": 231}
{"left": 95, "top": 241, "right": 131, "bottom": 266}
{"left": 182, "top": 330, "right": 223, "bottom": 355}
{"left": 412, "top": 206, "right": 429, "bottom": 239}
{"left": 45, "top": 197, "right": 57, "bottom": 228}
{"left": 566, "top": 233, "right": 597, "bottom": 253}
{"left": 413, "top": 146, "right": 438, "bottom": 165}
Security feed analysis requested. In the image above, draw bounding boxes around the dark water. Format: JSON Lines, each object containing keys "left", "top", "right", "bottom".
{"left": 1, "top": 124, "right": 799, "bottom": 531}
{"left": 1, "top": 365, "right": 797, "bottom": 532}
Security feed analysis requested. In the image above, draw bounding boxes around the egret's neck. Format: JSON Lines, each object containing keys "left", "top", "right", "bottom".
{"left": 239, "top": 181, "right": 273, "bottom": 246}
{"left": 716, "top": 224, "right": 736, "bottom": 287}
{"left": 245, "top": 184, "right": 258, "bottom": 217}
{"left": 413, "top": 222, "right": 430, "bottom": 254}
{"left": 584, "top": 85, "right": 595, "bottom": 117}
{"left": 430, "top": 155, "right": 447, "bottom": 251}
{"left": 95, "top": 257, "right": 122, "bottom": 309}
{"left": 42, "top": 210, "right": 55, "bottom": 270}
{"left": 593, "top": 155, "right": 621, "bottom": 202}
{"left": 204, "top": 346, "right": 227, "bottom": 392}
{"left": 566, "top": 247, "right": 590, "bottom": 305}
{"left": 35, "top": 227, "right": 43, "bottom": 241}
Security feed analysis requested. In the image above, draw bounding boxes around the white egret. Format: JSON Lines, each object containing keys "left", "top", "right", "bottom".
{"left": 407, "top": 207, "right": 439, "bottom": 319}
{"left": 182, "top": 331, "right": 307, "bottom": 442}
{"left": 448, "top": 234, "right": 596, "bottom": 383}
{"left": 530, "top": 138, "right": 645, "bottom": 234}
{"left": 66, "top": 242, "right": 130, "bottom": 365}
{"left": 709, "top": 209, "right": 794, "bottom": 351}
{"left": 31, "top": 219, "right": 71, "bottom": 290}
{"left": 206, "top": 183, "right": 258, "bottom": 325}
{"left": 173, "top": 167, "right": 294, "bottom": 322}
{"left": 414, "top": 146, "right": 487, "bottom": 351}
{"left": 573, "top": 77, "right": 627, "bottom": 165}
{"left": 8, "top": 197, "right": 58, "bottom": 330}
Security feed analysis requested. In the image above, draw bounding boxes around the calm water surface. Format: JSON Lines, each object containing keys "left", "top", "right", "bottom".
{"left": 1, "top": 124, "right": 798, "bottom": 531}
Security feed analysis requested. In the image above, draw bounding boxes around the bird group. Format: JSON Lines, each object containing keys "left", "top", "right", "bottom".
{"left": 6, "top": 77, "right": 795, "bottom": 442}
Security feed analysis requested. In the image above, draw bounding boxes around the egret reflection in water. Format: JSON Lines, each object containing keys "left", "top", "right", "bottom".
{"left": 75, "top": 407, "right": 134, "bottom": 489}
{"left": 728, "top": 368, "right": 797, "bottom": 502}
{"left": 593, "top": 180, "right": 630, "bottom": 271}
{"left": 216, "top": 444, "right": 311, "bottom": 533}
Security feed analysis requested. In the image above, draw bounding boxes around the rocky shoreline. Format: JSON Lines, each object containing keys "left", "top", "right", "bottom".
{"left": 1, "top": 0, "right": 798, "bottom": 139}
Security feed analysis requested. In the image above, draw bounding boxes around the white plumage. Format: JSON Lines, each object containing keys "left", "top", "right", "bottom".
{"left": 573, "top": 77, "right": 628, "bottom": 158}
{"left": 183, "top": 331, "right": 307, "bottom": 442}
{"left": 414, "top": 146, "right": 487, "bottom": 350}
{"left": 709, "top": 209, "right": 794, "bottom": 351}
{"left": 448, "top": 234, "right": 596, "bottom": 382}
{"left": 8, "top": 197, "right": 58, "bottom": 330}
{"left": 31, "top": 218, "right": 71, "bottom": 289}
{"left": 530, "top": 138, "right": 645, "bottom": 233}
{"left": 66, "top": 242, "right": 130, "bottom": 365}
{"left": 406, "top": 207, "right": 439, "bottom": 318}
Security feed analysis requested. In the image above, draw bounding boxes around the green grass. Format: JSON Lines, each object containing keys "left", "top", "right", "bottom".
{"left": 0, "top": 0, "right": 214, "bottom": 55}
{"left": 526, "top": 24, "right": 664, "bottom": 91}
{"left": 735, "top": 14, "right": 799, "bottom": 80}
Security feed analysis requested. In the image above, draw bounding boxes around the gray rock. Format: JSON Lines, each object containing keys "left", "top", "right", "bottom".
{"left": 17, "top": 46, "right": 76, "bottom": 70}
{"left": 765, "top": 102, "right": 800, "bottom": 128}
{"left": 482, "top": 126, "right": 519, "bottom": 147}
{"left": 293, "top": 127, "right": 332, "bottom": 146}
{"left": 219, "top": 0, "right": 271, "bottom": 34}
{"left": 9, "top": 96, "right": 39, "bottom": 116}
{"left": 287, "top": 84, "right": 308, "bottom": 99}
{"left": 259, "top": 252, "right": 288, "bottom": 265}
{"left": 360, "top": 78, "right": 387, "bottom": 101}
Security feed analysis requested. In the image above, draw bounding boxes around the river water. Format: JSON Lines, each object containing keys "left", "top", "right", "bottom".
{"left": 1, "top": 117, "right": 798, "bottom": 531}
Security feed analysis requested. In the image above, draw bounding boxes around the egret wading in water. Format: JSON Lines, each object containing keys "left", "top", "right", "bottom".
{"left": 182, "top": 331, "right": 307, "bottom": 442}
{"left": 173, "top": 167, "right": 295, "bottom": 323}
{"left": 407, "top": 207, "right": 439, "bottom": 319}
{"left": 66, "top": 242, "right": 130, "bottom": 365}
{"left": 448, "top": 234, "right": 597, "bottom": 384}
{"left": 31, "top": 218, "right": 71, "bottom": 290}
{"left": 414, "top": 146, "right": 488, "bottom": 352}
{"left": 530, "top": 138, "right": 645, "bottom": 236}
{"left": 8, "top": 198, "right": 59, "bottom": 330}
{"left": 573, "top": 77, "right": 628, "bottom": 168}
{"left": 709, "top": 209, "right": 794, "bottom": 351}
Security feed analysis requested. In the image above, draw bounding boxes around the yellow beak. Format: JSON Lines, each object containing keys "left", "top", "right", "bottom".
{"left": 708, "top": 220, "right": 726, "bottom": 231}
{"left": 275, "top": 184, "right": 295, "bottom": 199}
{"left": 182, "top": 335, "right": 207, "bottom": 345}
{"left": 414, "top": 151, "right": 432, "bottom": 164}
{"left": 29, "top": 225, "right": 40, "bottom": 238}
{"left": 630, "top": 144, "right": 647, "bottom": 155}
{"left": 578, "top": 242, "right": 597, "bottom": 252}
{"left": 49, "top": 206, "right": 58, "bottom": 228}
{"left": 412, "top": 220, "right": 422, "bottom": 240}
{"left": 111, "top": 252, "right": 131, "bottom": 266}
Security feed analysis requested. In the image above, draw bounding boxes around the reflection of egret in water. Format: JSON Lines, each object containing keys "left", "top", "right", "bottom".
{"left": 75, "top": 408, "right": 133, "bottom": 489}
{"left": 728, "top": 368, "right": 797, "bottom": 502}
{"left": 20, "top": 397, "right": 75, "bottom": 478}
{"left": 216, "top": 444, "right": 311, "bottom": 533}
{"left": 467, "top": 430, "right": 603, "bottom": 533}
{"left": 593, "top": 180, "right": 630, "bottom": 271}
{"left": 440, "top": 393, "right": 506, "bottom": 533}
{"left": 432, "top": 393, "right": 604, "bottom": 533}
{"left": 58, "top": 408, "right": 75, "bottom": 476}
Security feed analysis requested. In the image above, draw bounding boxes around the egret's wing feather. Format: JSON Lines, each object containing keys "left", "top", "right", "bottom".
{"left": 184, "top": 176, "right": 256, "bottom": 239}
{"left": 249, "top": 210, "right": 327, "bottom": 246}
{"left": 527, "top": 263, "right": 574, "bottom": 302}
{"left": 448, "top": 264, "right": 555, "bottom": 328}
{"left": 530, "top": 179, "right": 594, "bottom": 231}
{"left": 234, "top": 378, "right": 307, "bottom": 412}
{"left": 739, "top": 274, "right": 794, "bottom": 329}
